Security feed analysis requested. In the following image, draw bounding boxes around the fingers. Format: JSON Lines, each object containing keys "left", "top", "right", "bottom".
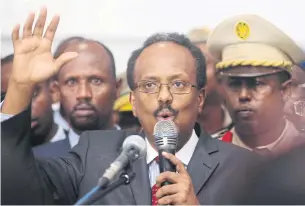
{"left": 156, "top": 171, "right": 179, "bottom": 187}
{"left": 33, "top": 7, "right": 47, "bottom": 37}
{"left": 155, "top": 184, "right": 179, "bottom": 199}
{"left": 12, "top": 24, "right": 20, "bottom": 44}
{"left": 158, "top": 193, "right": 180, "bottom": 205}
{"left": 162, "top": 152, "right": 186, "bottom": 173}
{"left": 22, "top": 12, "right": 35, "bottom": 39}
{"left": 43, "top": 15, "right": 60, "bottom": 41}
{"left": 55, "top": 52, "right": 78, "bottom": 71}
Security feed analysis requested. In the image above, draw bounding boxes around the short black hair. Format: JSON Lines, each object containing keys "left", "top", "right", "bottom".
{"left": 126, "top": 33, "right": 206, "bottom": 90}
{"left": 1, "top": 54, "right": 14, "bottom": 67}
{"left": 54, "top": 37, "right": 116, "bottom": 78}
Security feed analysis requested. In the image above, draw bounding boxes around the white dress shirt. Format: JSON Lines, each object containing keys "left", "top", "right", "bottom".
{"left": 49, "top": 125, "right": 67, "bottom": 143}
{"left": 52, "top": 103, "right": 70, "bottom": 131}
{"left": 146, "top": 129, "right": 198, "bottom": 187}
{"left": 68, "top": 128, "right": 80, "bottom": 148}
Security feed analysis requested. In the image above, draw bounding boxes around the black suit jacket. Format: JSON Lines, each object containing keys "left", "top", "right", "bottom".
{"left": 32, "top": 136, "right": 71, "bottom": 158}
{"left": 1, "top": 107, "right": 262, "bottom": 205}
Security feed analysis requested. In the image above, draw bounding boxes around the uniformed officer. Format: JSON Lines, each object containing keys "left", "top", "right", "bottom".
{"left": 207, "top": 14, "right": 305, "bottom": 156}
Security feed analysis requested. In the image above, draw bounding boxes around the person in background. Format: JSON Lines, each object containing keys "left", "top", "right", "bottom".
{"left": 187, "top": 28, "right": 233, "bottom": 140}
{"left": 284, "top": 65, "right": 305, "bottom": 133}
{"left": 113, "top": 72, "right": 141, "bottom": 132}
{"left": 1, "top": 54, "right": 66, "bottom": 146}
{"left": 51, "top": 36, "right": 87, "bottom": 131}
{"left": 33, "top": 37, "right": 121, "bottom": 157}
{"left": 208, "top": 14, "right": 305, "bottom": 157}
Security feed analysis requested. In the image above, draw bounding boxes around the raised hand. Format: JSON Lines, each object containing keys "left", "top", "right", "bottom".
{"left": 2, "top": 8, "right": 77, "bottom": 115}
{"left": 11, "top": 7, "right": 78, "bottom": 86}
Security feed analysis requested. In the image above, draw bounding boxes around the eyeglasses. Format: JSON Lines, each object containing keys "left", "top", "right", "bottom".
{"left": 135, "top": 80, "right": 197, "bottom": 94}
{"left": 293, "top": 99, "right": 305, "bottom": 117}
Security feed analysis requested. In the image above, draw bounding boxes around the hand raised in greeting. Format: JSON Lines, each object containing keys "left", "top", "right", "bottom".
{"left": 11, "top": 7, "right": 78, "bottom": 86}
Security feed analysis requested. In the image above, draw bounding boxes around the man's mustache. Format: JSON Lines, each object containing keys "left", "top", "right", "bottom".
{"left": 153, "top": 104, "right": 179, "bottom": 117}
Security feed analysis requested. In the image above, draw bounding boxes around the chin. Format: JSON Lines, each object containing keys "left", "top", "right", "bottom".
{"left": 71, "top": 120, "right": 99, "bottom": 131}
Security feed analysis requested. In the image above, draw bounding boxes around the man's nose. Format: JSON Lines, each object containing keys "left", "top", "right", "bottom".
{"left": 157, "top": 84, "right": 173, "bottom": 105}
{"left": 76, "top": 82, "right": 93, "bottom": 101}
{"left": 238, "top": 83, "right": 252, "bottom": 103}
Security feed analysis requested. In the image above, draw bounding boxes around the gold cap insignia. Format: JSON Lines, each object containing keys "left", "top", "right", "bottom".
{"left": 235, "top": 21, "right": 250, "bottom": 40}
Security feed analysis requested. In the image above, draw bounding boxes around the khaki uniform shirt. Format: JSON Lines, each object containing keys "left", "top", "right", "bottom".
{"left": 231, "top": 119, "right": 305, "bottom": 156}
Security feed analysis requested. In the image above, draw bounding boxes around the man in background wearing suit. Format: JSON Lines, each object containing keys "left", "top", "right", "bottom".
{"left": 33, "top": 37, "right": 121, "bottom": 157}
{"left": 1, "top": 8, "right": 261, "bottom": 205}
{"left": 51, "top": 36, "right": 96, "bottom": 131}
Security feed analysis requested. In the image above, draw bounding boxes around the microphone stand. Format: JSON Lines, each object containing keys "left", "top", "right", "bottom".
{"left": 74, "top": 172, "right": 136, "bottom": 205}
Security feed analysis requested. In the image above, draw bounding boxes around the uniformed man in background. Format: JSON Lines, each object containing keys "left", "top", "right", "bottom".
{"left": 207, "top": 14, "right": 305, "bottom": 157}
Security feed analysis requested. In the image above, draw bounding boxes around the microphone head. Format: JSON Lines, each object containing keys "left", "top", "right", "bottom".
{"left": 122, "top": 135, "right": 147, "bottom": 160}
{"left": 153, "top": 120, "right": 178, "bottom": 150}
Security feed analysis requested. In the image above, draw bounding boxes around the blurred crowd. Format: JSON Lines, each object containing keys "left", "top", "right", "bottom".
{"left": 1, "top": 11, "right": 305, "bottom": 204}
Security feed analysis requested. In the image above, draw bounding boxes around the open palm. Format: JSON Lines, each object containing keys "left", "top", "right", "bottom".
{"left": 11, "top": 8, "right": 77, "bottom": 85}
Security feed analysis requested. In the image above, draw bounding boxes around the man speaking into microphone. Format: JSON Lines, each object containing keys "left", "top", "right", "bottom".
{"left": 2, "top": 8, "right": 261, "bottom": 205}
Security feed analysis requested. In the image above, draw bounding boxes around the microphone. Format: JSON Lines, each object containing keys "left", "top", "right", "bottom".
{"left": 153, "top": 120, "right": 178, "bottom": 186}
{"left": 98, "top": 135, "right": 146, "bottom": 188}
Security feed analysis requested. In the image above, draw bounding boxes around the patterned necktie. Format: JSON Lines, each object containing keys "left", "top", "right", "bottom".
{"left": 152, "top": 156, "right": 160, "bottom": 205}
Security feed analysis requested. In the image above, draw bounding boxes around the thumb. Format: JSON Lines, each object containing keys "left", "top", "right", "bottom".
{"left": 55, "top": 52, "right": 78, "bottom": 70}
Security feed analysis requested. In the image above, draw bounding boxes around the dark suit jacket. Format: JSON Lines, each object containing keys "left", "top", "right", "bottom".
{"left": 1, "top": 107, "right": 262, "bottom": 205}
{"left": 32, "top": 137, "right": 71, "bottom": 158}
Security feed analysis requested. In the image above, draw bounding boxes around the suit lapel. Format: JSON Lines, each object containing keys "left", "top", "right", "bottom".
{"left": 127, "top": 130, "right": 151, "bottom": 205}
{"left": 187, "top": 130, "right": 219, "bottom": 194}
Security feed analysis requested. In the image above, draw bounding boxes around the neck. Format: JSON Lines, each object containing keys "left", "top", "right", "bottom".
{"left": 236, "top": 117, "right": 286, "bottom": 148}
{"left": 44, "top": 122, "right": 59, "bottom": 143}
{"left": 198, "top": 104, "right": 224, "bottom": 134}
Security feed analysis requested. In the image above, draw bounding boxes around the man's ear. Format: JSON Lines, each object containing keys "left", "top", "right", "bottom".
{"left": 281, "top": 79, "right": 292, "bottom": 102}
{"left": 130, "top": 91, "right": 137, "bottom": 117}
{"left": 116, "top": 78, "right": 123, "bottom": 98}
{"left": 198, "top": 87, "right": 206, "bottom": 114}
{"left": 49, "top": 79, "right": 60, "bottom": 104}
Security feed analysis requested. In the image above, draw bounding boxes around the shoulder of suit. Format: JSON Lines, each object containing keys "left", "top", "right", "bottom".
{"left": 81, "top": 129, "right": 142, "bottom": 152}
{"left": 84, "top": 129, "right": 139, "bottom": 140}
{"left": 212, "top": 137, "right": 262, "bottom": 161}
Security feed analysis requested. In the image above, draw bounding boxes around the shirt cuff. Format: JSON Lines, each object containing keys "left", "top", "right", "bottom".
{"left": 0, "top": 101, "right": 14, "bottom": 122}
